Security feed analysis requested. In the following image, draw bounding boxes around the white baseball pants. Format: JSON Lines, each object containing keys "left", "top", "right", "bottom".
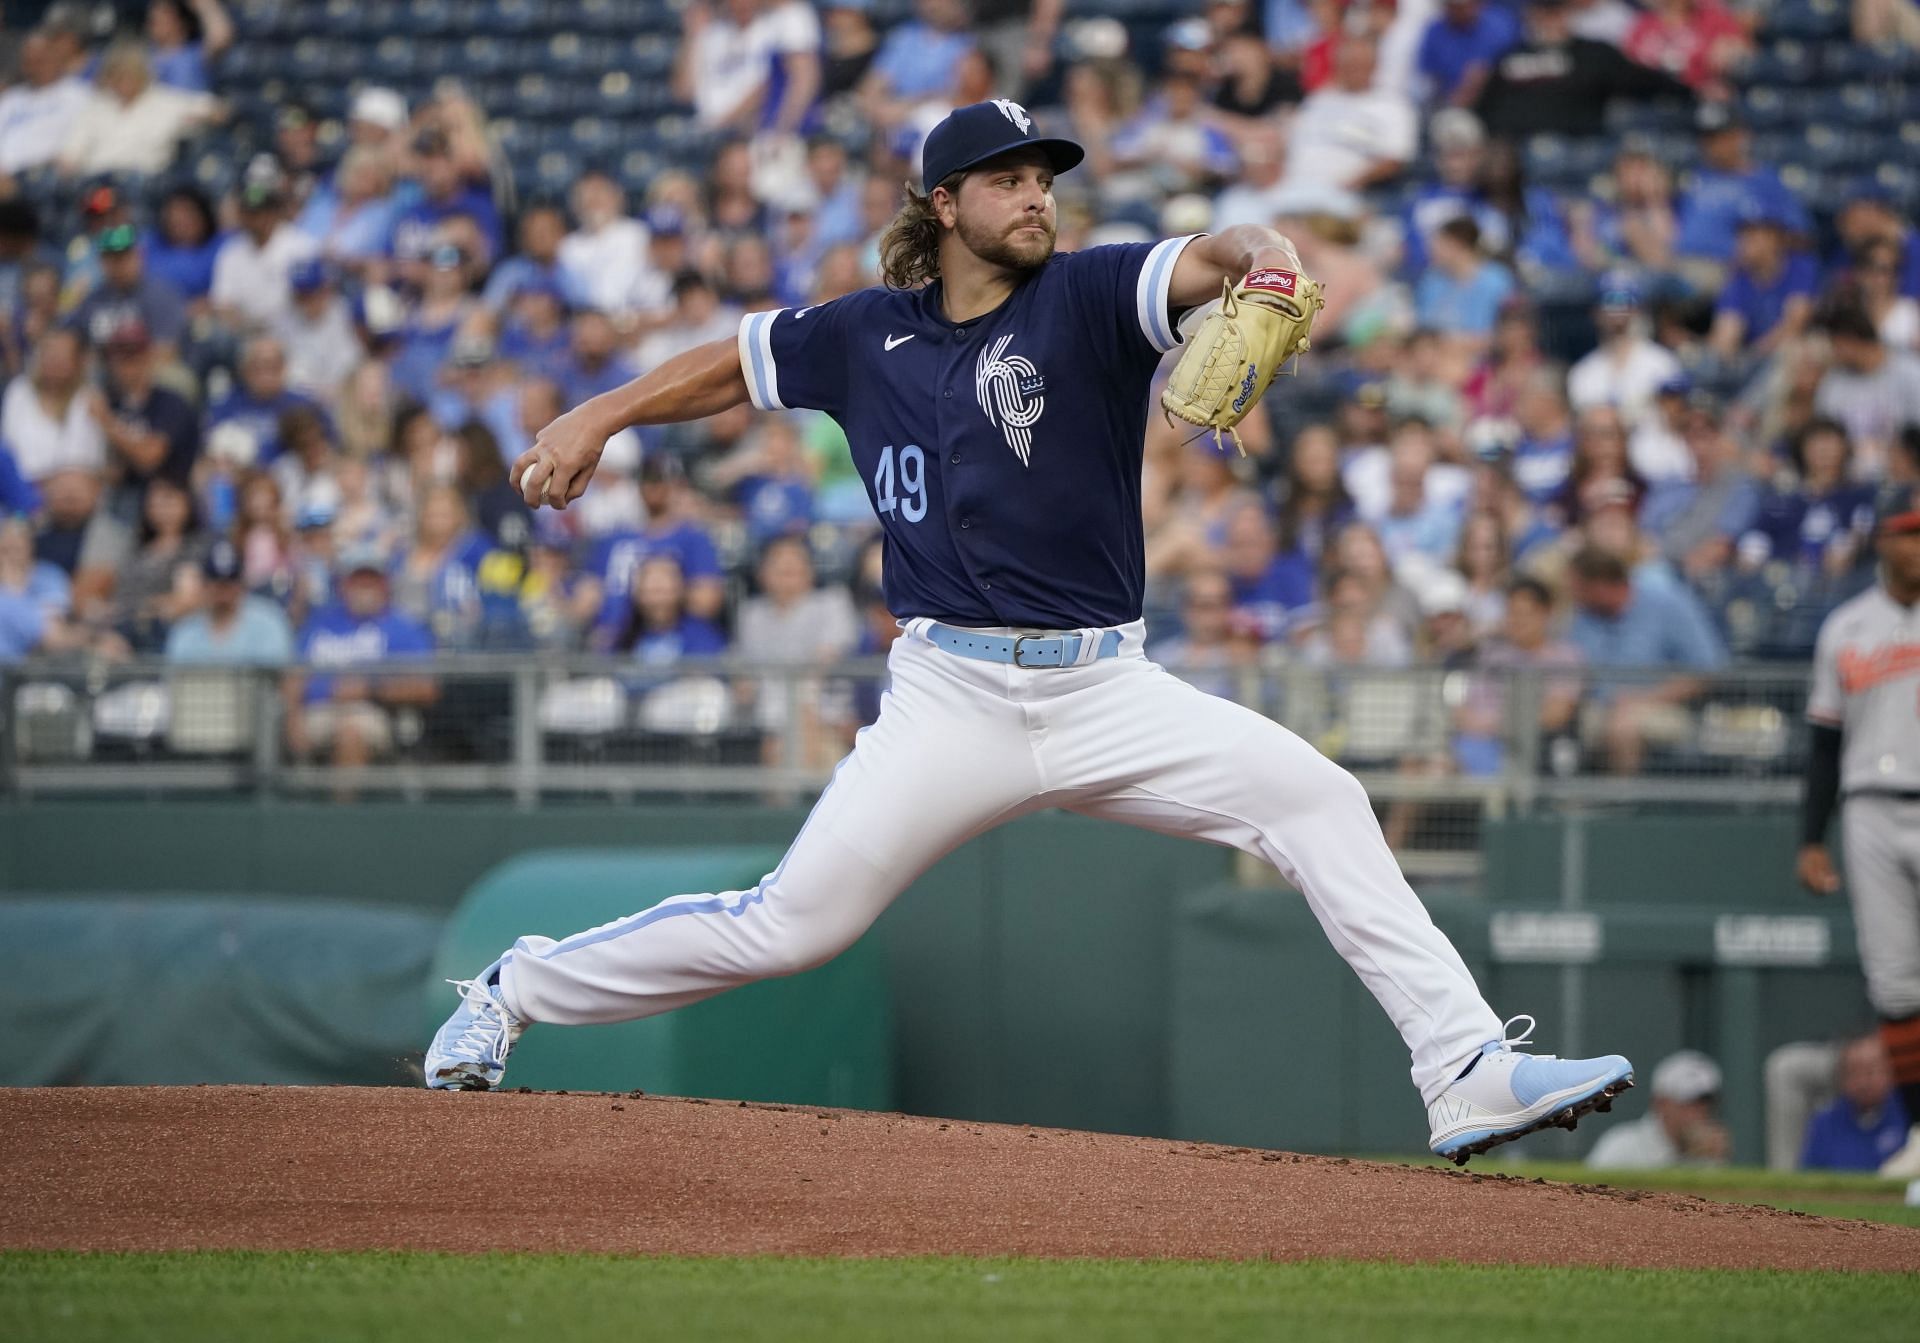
{"left": 500, "top": 622, "right": 1505, "bottom": 1103}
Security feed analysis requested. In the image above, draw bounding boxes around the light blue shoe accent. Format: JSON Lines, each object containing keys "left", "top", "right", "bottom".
{"left": 424, "top": 957, "right": 523, "bottom": 1091}
{"left": 1510, "top": 1053, "right": 1635, "bottom": 1109}
{"left": 1432, "top": 1060, "right": 1635, "bottom": 1157}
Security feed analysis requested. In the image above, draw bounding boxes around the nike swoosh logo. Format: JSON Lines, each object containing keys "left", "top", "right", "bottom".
{"left": 884, "top": 334, "right": 915, "bottom": 351}
{"left": 795, "top": 306, "right": 815, "bottom": 318}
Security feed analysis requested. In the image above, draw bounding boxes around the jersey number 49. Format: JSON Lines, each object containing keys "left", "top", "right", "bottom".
{"left": 873, "top": 444, "right": 927, "bottom": 524}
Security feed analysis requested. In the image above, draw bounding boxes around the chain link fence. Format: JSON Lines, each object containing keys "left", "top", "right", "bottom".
{"left": 0, "top": 654, "right": 1812, "bottom": 875}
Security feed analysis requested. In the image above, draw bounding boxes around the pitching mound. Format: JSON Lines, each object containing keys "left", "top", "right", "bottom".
{"left": 3, "top": 1087, "right": 1916, "bottom": 1271}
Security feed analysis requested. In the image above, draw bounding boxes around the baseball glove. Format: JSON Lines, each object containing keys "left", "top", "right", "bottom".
{"left": 1160, "top": 266, "right": 1324, "bottom": 455}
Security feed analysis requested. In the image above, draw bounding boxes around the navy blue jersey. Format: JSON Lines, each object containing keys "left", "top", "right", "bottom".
{"left": 737, "top": 235, "right": 1200, "bottom": 628}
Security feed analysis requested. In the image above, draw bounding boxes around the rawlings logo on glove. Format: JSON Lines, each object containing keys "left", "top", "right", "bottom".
{"left": 1161, "top": 266, "right": 1325, "bottom": 455}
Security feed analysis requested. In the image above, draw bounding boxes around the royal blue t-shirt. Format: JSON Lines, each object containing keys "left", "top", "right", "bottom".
{"left": 1676, "top": 167, "right": 1810, "bottom": 264}
{"left": 389, "top": 186, "right": 505, "bottom": 263}
{"left": 297, "top": 603, "right": 435, "bottom": 703}
{"left": 207, "top": 388, "right": 329, "bottom": 462}
{"left": 737, "top": 475, "right": 814, "bottom": 547}
{"left": 1417, "top": 8, "right": 1521, "bottom": 102}
{"left": 737, "top": 234, "right": 1202, "bottom": 628}
{"left": 1745, "top": 484, "right": 1876, "bottom": 567}
{"left": 1799, "top": 1095, "right": 1910, "bottom": 1171}
{"left": 1229, "top": 550, "right": 1316, "bottom": 641}
{"left": 1715, "top": 252, "right": 1820, "bottom": 345}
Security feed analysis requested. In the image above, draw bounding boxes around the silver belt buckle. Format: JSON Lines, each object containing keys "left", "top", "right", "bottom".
{"left": 1011, "top": 633, "right": 1038, "bottom": 667}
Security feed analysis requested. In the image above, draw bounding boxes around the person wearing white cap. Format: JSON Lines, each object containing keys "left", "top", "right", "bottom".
{"left": 1586, "top": 1049, "right": 1731, "bottom": 1169}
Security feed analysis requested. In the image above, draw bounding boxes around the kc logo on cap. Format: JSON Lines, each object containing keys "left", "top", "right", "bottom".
{"left": 991, "top": 99, "right": 1032, "bottom": 135}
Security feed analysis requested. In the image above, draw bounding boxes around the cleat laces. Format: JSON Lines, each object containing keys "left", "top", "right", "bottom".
{"left": 444, "top": 977, "right": 518, "bottom": 1067}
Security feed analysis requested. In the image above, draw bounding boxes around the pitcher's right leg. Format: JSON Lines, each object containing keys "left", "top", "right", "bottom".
{"left": 426, "top": 640, "right": 1042, "bottom": 1089}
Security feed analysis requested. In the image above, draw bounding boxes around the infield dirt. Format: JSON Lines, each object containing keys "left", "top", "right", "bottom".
{"left": 3, "top": 1087, "right": 1917, "bottom": 1271}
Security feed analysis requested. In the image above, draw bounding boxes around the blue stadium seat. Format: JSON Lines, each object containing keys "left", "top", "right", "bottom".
{"left": 1764, "top": 0, "right": 1850, "bottom": 40}
{"left": 1743, "top": 40, "right": 1815, "bottom": 86}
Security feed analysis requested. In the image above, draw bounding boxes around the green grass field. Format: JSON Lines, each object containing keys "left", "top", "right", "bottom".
{"left": 1395, "top": 1159, "right": 1920, "bottom": 1228}
{"left": 4, "top": 1252, "right": 1919, "bottom": 1343}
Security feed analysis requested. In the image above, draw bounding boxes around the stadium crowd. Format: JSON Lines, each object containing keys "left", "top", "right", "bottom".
{"left": 0, "top": 0, "right": 1916, "bottom": 774}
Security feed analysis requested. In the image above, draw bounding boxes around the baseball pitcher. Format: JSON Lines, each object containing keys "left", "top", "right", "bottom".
{"left": 427, "top": 101, "right": 1634, "bottom": 1163}
{"left": 1799, "top": 481, "right": 1920, "bottom": 1177}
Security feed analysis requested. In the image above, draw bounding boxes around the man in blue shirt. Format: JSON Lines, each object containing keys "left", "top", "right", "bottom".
{"left": 1417, "top": 0, "right": 1521, "bottom": 107}
{"left": 284, "top": 543, "right": 436, "bottom": 767}
{"left": 388, "top": 129, "right": 503, "bottom": 270}
{"left": 164, "top": 539, "right": 295, "bottom": 665}
{"left": 207, "top": 334, "right": 327, "bottom": 463}
{"left": 859, "top": 0, "right": 976, "bottom": 109}
{"left": 428, "top": 101, "right": 1636, "bottom": 1173}
{"left": 586, "top": 454, "right": 724, "bottom": 638}
{"left": 1708, "top": 204, "right": 1819, "bottom": 359}
{"left": 1800, "top": 1034, "right": 1913, "bottom": 1171}
{"left": 1675, "top": 102, "right": 1810, "bottom": 272}
{"left": 1568, "top": 545, "right": 1727, "bottom": 772}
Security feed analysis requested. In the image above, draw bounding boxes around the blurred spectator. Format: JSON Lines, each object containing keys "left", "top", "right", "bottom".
{"left": 390, "top": 128, "right": 502, "bottom": 270}
{"left": 1414, "top": 216, "right": 1514, "bottom": 348}
{"left": 58, "top": 39, "right": 218, "bottom": 178}
{"left": 1402, "top": 109, "right": 1501, "bottom": 279}
{"left": 233, "top": 469, "right": 291, "bottom": 593}
{"left": 0, "top": 513, "right": 84, "bottom": 659}
{"left": 1298, "top": 565, "right": 1414, "bottom": 666}
{"left": 1110, "top": 71, "right": 1238, "bottom": 201}
{"left": 1463, "top": 299, "right": 1551, "bottom": 421}
{"left": 275, "top": 260, "right": 358, "bottom": 400}
{"left": 1276, "top": 423, "right": 1357, "bottom": 568}
{"left": 163, "top": 535, "right": 293, "bottom": 663}
{"left": 1675, "top": 102, "right": 1810, "bottom": 277}
{"left": 820, "top": 0, "right": 881, "bottom": 99}
{"left": 1280, "top": 35, "right": 1415, "bottom": 194}
{"left": 143, "top": 185, "right": 221, "bottom": 306}
{"left": 1372, "top": 428, "right": 1465, "bottom": 567}
{"left": 1213, "top": 21, "right": 1300, "bottom": 124}
{"left": 587, "top": 455, "right": 726, "bottom": 638}
{"left": 1588, "top": 1049, "right": 1730, "bottom": 1168}
{"left": 211, "top": 168, "right": 320, "bottom": 332}
{"left": 1152, "top": 568, "right": 1250, "bottom": 699}
{"left": 1146, "top": 435, "right": 1260, "bottom": 580}
{"left": 146, "top": 1, "right": 235, "bottom": 94}
{"left": 1640, "top": 395, "right": 1760, "bottom": 581}
{"left": 207, "top": 335, "right": 324, "bottom": 463}
{"left": 1475, "top": 0, "right": 1691, "bottom": 140}
{"left": 1706, "top": 203, "right": 1817, "bottom": 359}
{"left": 858, "top": 0, "right": 977, "bottom": 127}
{"left": 1567, "top": 0, "right": 1639, "bottom": 45}
{"left": 676, "top": 0, "right": 819, "bottom": 136}
{"left": 483, "top": 203, "right": 574, "bottom": 316}
{"left": 0, "top": 202, "right": 58, "bottom": 339}
{"left": 608, "top": 552, "right": 727, "bottom": 669}
{"left": 558, "top": 173, "right": 647, "bottom": 317}
{"left": 69, "top": 224, "right": 187, "bottom": 360}
{"left": 1831, "top": 182, "right": 1920, "bottom": 301}
{"left": 1628, "top": 374, "right": 1696, "bottom": 484}
{"left": 1566, "top": 545, "right": 1726, "bottom": 773}
{"left": 1417, "top": 0, "right": 1521, "bottom": 108}
{"left": 1576, "top": 141, "right": 1679, "bottom": 282}
{"left": 301, "top": 146, "right": 399, "bottom": 272}
{"left": 97, "top": 319, "right": 198, "bottom": 511}
{"left": 635, "top": 273, "right": 740, "bottom": 374}
{"left": 1566, "top": 275, "right": 1681, "bottom": 426}
{"left": 710, "top": 414, "right": 818, "bottom": 549}
{"left": 1799, "top": 1034, "right": 1912, "bottom": 1172}
{"left": 109, "top": 474, "right": 205, "bottom": 650}
{"left": 34, "top": 465, "right": 131, "bottom": 624}
{"left": 284, "top": 543, "right": 437, "bottom": 766}
{"left": 1454, "top": 510, "right": 1513, "bottom": 635}
{"left": 1811, "top": 301, "right": 1920, "bottom": 482}
{"left": 566, "top": 308, "right": 644, "bottom": 406}
{"left": 3, "top": 326, "right": 103, "bottom": 482}
{"left": 1740, "top": 419, "right": 1875, "bottom": 577}
{"left": 391, "top": 245, "right": 479, "bottom": 405}
{"left": 0, "top": 28, "right": 90, "bottom": 179}
{"left": 735, "top": 535, "right": 857, "bottom": 765}
{"left": 1209, "top": 122, "right": 1290, "bottom": 232}
{"left": 1622, "top": 0, "right": 1747, "bottom": 93}
{"left": 1221, "top": 499, "right": 1315, "bottom": 640}
{"left": 1479, "top": 139, "right": 1581, "bottom": 281}
{"left": 267, "top": 405, "right": 340, "bottom": 525}
{"left": 1386, "top": 329, "right": 1465, "bottom": 436}
{"left": 1323, "top": 519, "right": 1423, "bottom": 640}
{"left": 1452, "top": 575, "right": 1583, "bottom": 773}
{"left": 391, "top": 482, "right": 483, "bottom": 648}
{"left": 1849, "top": 238, "right": 1920, "bottom": 351}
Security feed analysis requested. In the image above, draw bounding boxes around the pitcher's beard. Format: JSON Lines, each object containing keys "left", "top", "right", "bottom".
{"left": 959, "top": 215, "right": 1055, "bottom": 273}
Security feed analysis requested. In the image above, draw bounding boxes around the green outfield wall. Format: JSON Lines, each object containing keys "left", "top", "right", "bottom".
{"left": 0, "top": 802, "right": 1869, "bottom": 1161}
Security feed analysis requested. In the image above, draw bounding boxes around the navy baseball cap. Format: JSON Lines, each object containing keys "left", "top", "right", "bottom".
{"left": 1874, "top": 482, "right": 1920, "bottom": 535}
{"left": 920, "top": 100, "right": 1084, "bottom": 192}
{"left": 202, "top": 538, "right": 244, "bottom": 582}
{"left": 289, "top": 257, "right": 329, "bottom": 293}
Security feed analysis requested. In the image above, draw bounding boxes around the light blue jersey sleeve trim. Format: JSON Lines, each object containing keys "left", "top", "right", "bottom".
{"left": 737, "top": 309, "right": 787, "bottom": 411}
{"left": 1136, "top": 234, "right": 1203, "bottom": 353}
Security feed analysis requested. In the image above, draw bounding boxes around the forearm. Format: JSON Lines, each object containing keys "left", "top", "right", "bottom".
{"left": 1801, "top": 722, "right": 1842, "bottom": 845}
{"left": 580, "top": 337, "right": 750, "bottom": 434}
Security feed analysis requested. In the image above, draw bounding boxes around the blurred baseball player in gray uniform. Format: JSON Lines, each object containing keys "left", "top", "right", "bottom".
{"left": 1799, "top": 481, "right": 1920, "bottom": 1177}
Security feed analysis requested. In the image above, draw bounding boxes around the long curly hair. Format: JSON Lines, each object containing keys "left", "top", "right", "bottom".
{"left": 878, "top": 175, "right": 959, "bottom": 290}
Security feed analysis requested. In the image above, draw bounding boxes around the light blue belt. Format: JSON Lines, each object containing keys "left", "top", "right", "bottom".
{"left": 923, "top": 622, "right": 1124, "bottom": 669}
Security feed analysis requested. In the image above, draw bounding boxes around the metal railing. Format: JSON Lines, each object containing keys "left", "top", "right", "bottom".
{"left": 0, "top": 654, "right": 1814, "bottom": 874}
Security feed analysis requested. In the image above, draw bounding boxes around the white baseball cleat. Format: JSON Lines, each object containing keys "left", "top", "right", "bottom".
{"left": 1877, "top": 1124, "right": 1920, "bottom": 1179}
{"left": 1427, "top": 1015, "right": 1635, "bottom": 1166}
{"left": 424, "top": 958, "right": 525, "bottom": 1091}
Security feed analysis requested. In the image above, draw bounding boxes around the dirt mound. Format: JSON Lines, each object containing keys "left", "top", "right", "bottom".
{"left": 2, "top": 1087, "right": 1916, "bottom": 1271}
